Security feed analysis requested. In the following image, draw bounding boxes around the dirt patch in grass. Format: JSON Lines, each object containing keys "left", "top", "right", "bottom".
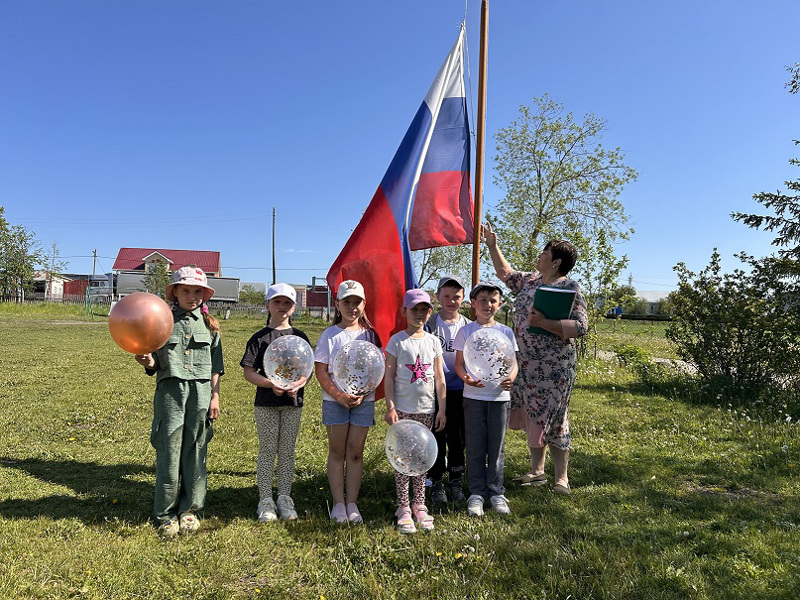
{"left": 686, "top": 482, "right": 780, "bottom": 502}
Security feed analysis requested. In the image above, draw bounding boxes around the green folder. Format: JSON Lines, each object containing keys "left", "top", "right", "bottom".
{"left": 527, "top": 286, "right": 577, "bottom": 336}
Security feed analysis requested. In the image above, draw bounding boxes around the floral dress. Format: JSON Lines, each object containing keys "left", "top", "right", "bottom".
{"left": 505, "top": 271, "right": 588, "bottom": 450}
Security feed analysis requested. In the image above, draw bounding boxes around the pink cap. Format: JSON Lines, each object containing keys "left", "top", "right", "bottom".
{"left": 403, "top": 288, "right": 432, "bottom": 309}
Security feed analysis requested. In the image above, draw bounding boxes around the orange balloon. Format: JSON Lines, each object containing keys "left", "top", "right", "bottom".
{"left": 108, "top": 292, "right": 174, "bottom": 354}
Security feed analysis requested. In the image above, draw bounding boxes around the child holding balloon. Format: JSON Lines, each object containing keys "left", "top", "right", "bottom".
{"left": 241, "top": 283, "right": 311, "bottom": 522}
{"left": 314, "top": 280, "right": 382, "bottom": 524}
{"left": 133, "top": 266, "right": 224, "bottom": 538}
{"left": 454, "top": 282, "right": 518, "bottom": 517}
{"left": 425, "top": 275, "right": 471, "bottom": 504}
{"left": 384, "top": 289, "right": 446, "bottom": 534}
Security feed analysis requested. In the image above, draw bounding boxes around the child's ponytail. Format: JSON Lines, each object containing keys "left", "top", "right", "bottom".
{"left": 201, "top": 304, "right": 220, "bottom": 333}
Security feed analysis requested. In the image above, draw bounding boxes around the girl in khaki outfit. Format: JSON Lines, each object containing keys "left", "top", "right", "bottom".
{"left": 135, "top": 267, "right": 224, "bottom": 537}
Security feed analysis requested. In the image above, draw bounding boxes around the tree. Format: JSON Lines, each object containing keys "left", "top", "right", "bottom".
{"left": 0, "top": 207, "right": 41, "bottom": 301}
{"left": 490, "top": 95, "right": 637, "bottom": 272}
{"left": 41, "top": 243, "right": 67, "bottom": 300}
{"left": 786, "top": 62, "right": 800, "bottom": 95}
{"left": 143, "top": 262, "right": 172, "bottom": 299}
{"left": 610, "top": 283, "right": 637, "bottom": 313}
{"left": 413, "top": 244, "right": 472, "bottom": 290}
{"left": 239, "top": 284, "right": 266, "bottom": 305}
{"left": 669, "top": 63, "right": 800, "bottom": 406}
{"left": 655, "top": 292, "right": 677, "bottom": 317}
{"left": 570, "top": 225, "right": 629, "bottom": 356}
{"left": 731, "top": 64, "right": 800, "bottom": 279}
{"left": 731, "top": 153, "right": 800, "bottom": 279}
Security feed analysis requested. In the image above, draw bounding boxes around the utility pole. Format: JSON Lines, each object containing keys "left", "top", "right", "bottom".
{"left": 92, "top": 249, "right": 97, "bottom": 277}
{"left": 272, "top": 207, "right": 276, "bottom": 285}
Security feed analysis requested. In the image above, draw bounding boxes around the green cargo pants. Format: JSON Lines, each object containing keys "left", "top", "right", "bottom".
{"left": 150, "top": 378, "right": 214, "bottom": 524}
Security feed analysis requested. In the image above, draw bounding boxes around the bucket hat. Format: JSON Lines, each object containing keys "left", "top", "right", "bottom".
{"left": 166, "top": 266, "right": 215, "bottom": 303}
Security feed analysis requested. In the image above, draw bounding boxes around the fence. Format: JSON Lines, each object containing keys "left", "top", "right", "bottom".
{"left": 206, "top": 302, "right": 331, "bottom": 321}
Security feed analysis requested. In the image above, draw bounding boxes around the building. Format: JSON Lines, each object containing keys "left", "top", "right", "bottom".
{"left": 112, "top": 248, "right": 221, "bottom": 275}
{"left": 111, "top": 248, "right": 239, "bottom": 302}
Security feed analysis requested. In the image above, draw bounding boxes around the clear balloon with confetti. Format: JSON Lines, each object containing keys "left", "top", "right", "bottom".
{"left": 463, "top": 327, "right": 516, "bottom": 384}
{"left": 384, "top": 419, "right": 438, "bottom": 476}
{"left": 262, "top": 335, "right": 314, "bottom": 389}
{"left": 331, "top": 340, "right": 385, "bottom": 397}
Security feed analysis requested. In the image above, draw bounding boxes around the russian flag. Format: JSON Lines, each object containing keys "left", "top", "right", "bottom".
{"left": 327, "top": 25, "right": 473, "bottom": 346}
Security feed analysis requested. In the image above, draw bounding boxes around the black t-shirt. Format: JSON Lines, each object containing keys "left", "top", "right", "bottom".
{"left": 240, "top": 326, "right": 311, "bottom": 407}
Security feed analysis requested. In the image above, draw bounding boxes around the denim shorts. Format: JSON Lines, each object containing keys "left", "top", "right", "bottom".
{"left": 322, "top": 399, "right": 375, "bottom": 427}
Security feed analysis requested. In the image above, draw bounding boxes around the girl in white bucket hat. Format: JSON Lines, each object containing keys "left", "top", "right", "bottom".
{"left": 133, "top": 265, "right": 223, "bottom": 537}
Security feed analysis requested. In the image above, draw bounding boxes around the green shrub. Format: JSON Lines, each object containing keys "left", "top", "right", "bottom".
{"left": 667, "top": 251, "right": 800, "bottom": 409}
{"left": 615, "top": 343, "right": 651, "bottom": 368}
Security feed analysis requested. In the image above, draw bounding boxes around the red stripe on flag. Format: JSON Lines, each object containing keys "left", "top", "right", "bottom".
{"left": 327, "top": 187, "right": 407, "bottom": 348}
{"left": 409, "top": 171, "right": 474, "bottom": 250}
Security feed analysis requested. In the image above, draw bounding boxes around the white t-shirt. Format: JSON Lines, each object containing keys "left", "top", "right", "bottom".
{"left": 385, "top": 331, "right": 443, "bottom": 415}
{"left": 453, "top": 321, "right": 519, "bottom": 402}
{"left": 314, "top": 325, "right": 379, "bottom": 403}
{"left": 426, "top": 313, "right": 471, "bottom": 390}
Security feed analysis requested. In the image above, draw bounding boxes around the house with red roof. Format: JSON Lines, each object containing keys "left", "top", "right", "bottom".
{"left": 112, "top": 248, "right": 222, "bottom": 276}
{"left": 110, "top": 248, "right": 240, "bottom": 302}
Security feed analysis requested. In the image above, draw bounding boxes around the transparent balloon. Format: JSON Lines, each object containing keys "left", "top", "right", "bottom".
{"left": 384, "top": 419, "right": 438, "bottom": 476}
{"left": 463, "top": 328, "right": 516, "bottom": 384}
{"left": 331, "top": 340, "right": 385, "bottom": 397}
{"left": 262, "top": 335, "right": 314, "bottom": 389}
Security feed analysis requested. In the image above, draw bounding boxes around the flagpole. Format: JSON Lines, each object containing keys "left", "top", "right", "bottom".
{"left": 471, "top": 0, "right": 489, "bottom": 287}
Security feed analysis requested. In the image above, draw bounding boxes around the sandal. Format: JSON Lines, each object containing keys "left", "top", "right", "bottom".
{"left": 179, "top": 512, "right": 201, "bottom": 533}
{"left": 395, "top": 506, "right": 417, "bottom": 534}
{"left": 515, "top": 472, "right": 547, "bottom": 486}
{"left": 412, "top": 504, "right": 434, "bottom": 532}
{"left": 158, "top": 517, "right": 180, "bottom": 538}
{"left": 552, "top": 483, "right": 572, "bottom": 495}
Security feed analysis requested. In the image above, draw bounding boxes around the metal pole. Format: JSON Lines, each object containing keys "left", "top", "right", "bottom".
{"left": 471, "top": 0, "right": 489, "bottom": 287}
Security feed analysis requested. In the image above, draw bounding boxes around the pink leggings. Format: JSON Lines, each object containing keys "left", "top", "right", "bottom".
{"left": 395, "top": 411, "right": 434, "bottom": 508}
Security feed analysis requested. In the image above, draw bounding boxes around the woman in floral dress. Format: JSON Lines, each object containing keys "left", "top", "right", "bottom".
{"left": 483, "top": 223, "right": 588, "bottom": 494}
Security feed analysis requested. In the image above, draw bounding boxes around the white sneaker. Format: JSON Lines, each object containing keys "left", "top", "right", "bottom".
{"left": 256, "top": 497, "right": 278, "bottom": 522}
{"left": 466, "top": 494, "right": 485, "bottom": 517}
{"left": 489, "top": 494, "right": 511, "bottom": 515}
{"left": 276, "top": 495, "right": 298, "bottom": 521}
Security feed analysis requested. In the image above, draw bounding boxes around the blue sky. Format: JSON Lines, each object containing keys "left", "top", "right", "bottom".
{"left": 1, "top": 1, "right": 798, "bottom": 293}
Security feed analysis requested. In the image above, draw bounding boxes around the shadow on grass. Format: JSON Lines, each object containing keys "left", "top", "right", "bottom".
{"left": 0, "top": 457, "right": 272, "bottom": 524}
{"left": 0, "top": 455, "right": 406, "bottom": 528}
{"left": 0, "top": 456, "right": 154, "bottom": 523}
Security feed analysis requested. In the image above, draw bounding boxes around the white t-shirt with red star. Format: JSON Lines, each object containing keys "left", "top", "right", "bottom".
{"left": 385, "top": 330, "right": 443, "bottom": 415}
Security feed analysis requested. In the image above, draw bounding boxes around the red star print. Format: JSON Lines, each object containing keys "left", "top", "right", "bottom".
{"left": 405, "top": 355, "right": 431, "bottom": 383}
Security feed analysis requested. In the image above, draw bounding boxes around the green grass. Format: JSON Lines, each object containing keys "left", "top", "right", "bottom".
{"left": 1, "top": 304, "right": 798, "bottom": 599}
{"left": 595, "top": 318, "right": 678, "bottom": 359}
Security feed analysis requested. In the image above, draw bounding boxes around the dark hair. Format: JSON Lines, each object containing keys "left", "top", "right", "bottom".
{"left": 545, "top": 240, "right": 577, "bottom": 275}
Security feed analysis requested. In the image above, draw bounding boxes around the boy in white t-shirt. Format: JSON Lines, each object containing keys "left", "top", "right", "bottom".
{"left": 425, "top": 275, "right": 471, "bottom": 504}
{"left": 385, "top": 289, "right": 446, "bottom": 534}
{"left": 454, "top": 282, "right": 519, "bottom": 517}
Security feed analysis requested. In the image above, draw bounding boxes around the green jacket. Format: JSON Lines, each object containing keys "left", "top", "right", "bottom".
{"left": 147, "top": 306, "right": 224, "bottom": 382}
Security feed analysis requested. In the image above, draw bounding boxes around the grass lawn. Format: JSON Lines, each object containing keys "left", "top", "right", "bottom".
{"left": 0, "top": 304, "right": 798, "bottom": 599}
{"left": 594, "top": 318, "right": 677, "bottom": 360}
